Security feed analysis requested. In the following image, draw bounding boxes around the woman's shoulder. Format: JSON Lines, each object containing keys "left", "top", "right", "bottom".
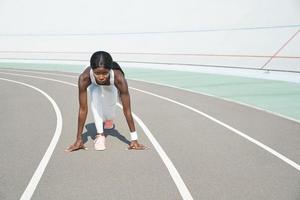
{"left": 113, "top": 69, "right": 127, "bottom": 89}
{"left": 79, "top": 66, "right": 91, "bottom": 86}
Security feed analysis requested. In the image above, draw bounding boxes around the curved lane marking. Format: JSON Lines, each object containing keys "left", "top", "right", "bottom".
{"left": 0, "top": 71, "right": 193, "bottom": 200}
{"left": 130, "top": 87, "right": 300, "bottom": 172}
{"left": 1, "top": 68, "right": 299, "bottom": 124}
{"left": 0, "top": 77, "right": 63, "bottom": 200}
{"left": 1, "top": 69, "right": 299, "bottom": 172}
{"left": 127, "top": 78, "right": 300, "bottom": 125}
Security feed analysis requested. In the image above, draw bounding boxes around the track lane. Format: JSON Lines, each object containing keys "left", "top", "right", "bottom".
{"left": 1, "top": 68, "right": 299, "bottom": 199}
{"left": 128, "top": 88, "right": 300, "bottom": 199}
{"left": 127, "top": 79, "right": 300, "bottom": 164}
{"left": 0, "top": 78, "right": 57, "bottom": 200}
{"left": 2, "top": 68, "right": 299, "bottom": 166}
{"left": 0, "top": 71, "right": 186, "bottom": 200}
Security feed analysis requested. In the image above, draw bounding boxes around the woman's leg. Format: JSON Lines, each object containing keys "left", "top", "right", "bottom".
{"left": 102, "top": 85, "right": 118, "bottom": 127}
{"left": 88, "top": 84, "right": 104, "bottom": 134}
{"left": 88, "top": 85, "right": 106, "bottom": 150}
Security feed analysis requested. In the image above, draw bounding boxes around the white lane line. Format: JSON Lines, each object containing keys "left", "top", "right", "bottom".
{"left": 128, "top": 78, "right": 300, "bottom": 125}
{"left": 0, "top": 71, "right": 194, "bottom": 200}
{"left": 118, "top": 104, "right": 193, "bottom": 199}
{"left": 0, "top": 71, "right": 77, "bottom": 87}
{"left": 2, "top": 69, "right": 300, "bottom": 172}
{"left": 0, "top": 77, "right": 63, "bottom": 200}
{"left": 130, "top": 87, "right": 300, "bottom": 172}
{"left": 2, "top": 68, "right": 300, "bottom": 125}
{"left": 0, "top": 68, "right": 78, "bottom": 78}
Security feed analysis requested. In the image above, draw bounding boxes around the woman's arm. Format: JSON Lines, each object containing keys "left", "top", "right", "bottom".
{"left": 114, "top": 70, "right": 146, "bottom": 150}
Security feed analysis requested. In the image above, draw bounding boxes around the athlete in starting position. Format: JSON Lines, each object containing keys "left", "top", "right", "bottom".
{"left": 65, "top": 51, "right": 145, "bottom": 152}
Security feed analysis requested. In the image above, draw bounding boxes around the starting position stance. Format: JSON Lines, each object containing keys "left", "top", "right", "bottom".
{"left": 66, "top": 51, "right": 145, "bottom": 152}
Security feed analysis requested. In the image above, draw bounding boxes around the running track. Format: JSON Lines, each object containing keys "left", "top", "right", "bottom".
{"left": 0, "top": 68, "right": 299, "bottom": 200}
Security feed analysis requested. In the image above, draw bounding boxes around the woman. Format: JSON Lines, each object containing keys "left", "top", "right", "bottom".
{"left": 66, "top": 51, "right": 145, "bottom": 152}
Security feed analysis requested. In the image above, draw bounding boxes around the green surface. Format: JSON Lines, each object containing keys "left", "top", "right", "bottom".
{"left": 124, "top": 68, "right": 300, "bottom": 121}
{"left": 1, "top": 62, "right": 300, "bottom": 122}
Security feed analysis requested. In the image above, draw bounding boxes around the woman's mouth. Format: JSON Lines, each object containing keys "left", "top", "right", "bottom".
{"left": 97, "top": 79, "right": 106, "bottom": 84}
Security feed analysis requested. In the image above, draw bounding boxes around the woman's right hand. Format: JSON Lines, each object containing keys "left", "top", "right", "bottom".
{"left": 65, "top": 140, "right": 87, "bottom": 152}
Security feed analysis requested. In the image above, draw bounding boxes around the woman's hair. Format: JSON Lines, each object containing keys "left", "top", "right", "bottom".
{"left": 90, "top": 51, "right": 125, "bottom": 76}
{"left": 112, "top": 61, "right": 125, "bottom": 76}
{"left": 90, "top": 51, "right": 113, "bottom": 69}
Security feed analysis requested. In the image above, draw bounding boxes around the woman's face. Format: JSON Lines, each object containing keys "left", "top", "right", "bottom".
{"left": 93, "top": 67, "right": 110, "bottom": 85}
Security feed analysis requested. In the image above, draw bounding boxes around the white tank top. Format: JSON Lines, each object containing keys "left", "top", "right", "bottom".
{"left": 89, "top": 68, "right": 115, "bottom": 86}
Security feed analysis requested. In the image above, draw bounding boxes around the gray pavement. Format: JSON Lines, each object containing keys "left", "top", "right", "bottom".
{"left": 0, "top": 80, "right": 57, "bottom": 199}
{"left": 0, "top": 68, "right": 299, "bottom": 200}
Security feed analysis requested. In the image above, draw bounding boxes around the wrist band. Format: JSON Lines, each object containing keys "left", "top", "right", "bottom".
{"left": 130, "top": 131, "right": 138, "bottom": 140}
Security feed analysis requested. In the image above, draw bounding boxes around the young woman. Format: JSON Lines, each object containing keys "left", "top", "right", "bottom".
{"left": 65, "top": 51, "right": 145, "bottom": 152}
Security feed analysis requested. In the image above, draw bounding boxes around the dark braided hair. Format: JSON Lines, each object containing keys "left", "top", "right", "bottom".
{"left": 90, "top": 51, "right": 113, "bottom": 69}
{"left": 90, "top": 51, "right": 125, "bottom": 76}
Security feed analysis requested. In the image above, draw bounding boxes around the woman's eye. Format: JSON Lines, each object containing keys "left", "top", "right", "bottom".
{"left": 94, "top": 72, "right": 109, "bottom": 76}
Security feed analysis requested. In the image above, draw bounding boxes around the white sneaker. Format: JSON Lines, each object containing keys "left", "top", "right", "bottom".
{"left": 94, "top": 134, "right": 106, "bottom": 151}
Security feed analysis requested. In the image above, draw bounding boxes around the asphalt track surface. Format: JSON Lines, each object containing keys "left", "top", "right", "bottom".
{"left": 0, "top": 68, "right": 299, "bottom": 200}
